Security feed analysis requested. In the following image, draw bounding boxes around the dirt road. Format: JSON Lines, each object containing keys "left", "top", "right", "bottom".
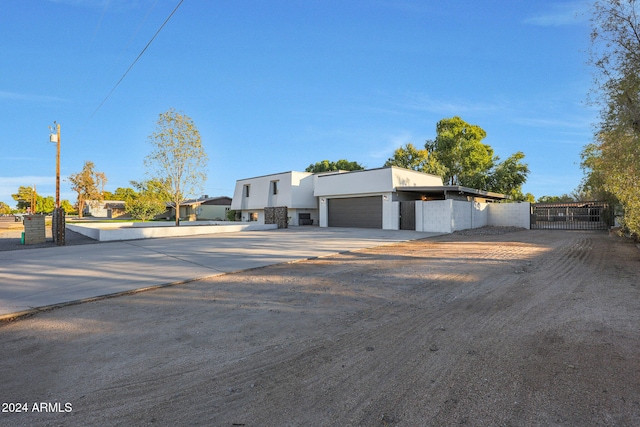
{"left": 1, "top": 229, "right": 639, "bottom": 426}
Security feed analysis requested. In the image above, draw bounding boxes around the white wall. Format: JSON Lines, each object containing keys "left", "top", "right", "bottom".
{"left": 314, "top": 167, "right": 443, "bottom": 197}
{"left": 473, "top": 202, "right": 489, "bottom": 229}
{"left": 231, "top": 171, "right": 316, "bottom": 211}
{"left": 416, "top": 200, "right": 453, "bottom": 233}
{"left": 488, "top": 203, "right": 531, "bottom": 229}
{"left": 416, "top": 201, "right": 529, "bottom": 233}
{"left": 383, "top": 195, "right": 399, "bottom": 230}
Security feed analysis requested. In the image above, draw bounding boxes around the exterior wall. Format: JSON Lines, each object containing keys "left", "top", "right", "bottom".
{"left": 488, "top": 202, "right": 531, "bottom": 229}
{"left": 290, "top": 172, "right": 317, "bottom": 208}
{"left": 239, "top": 209, "right": 265, "bottom": 224}
{"left": 314, "top": 167, "right": 443, "bottom": 197}
{"left": 416, "top": 199, "right": 508, "bottom": 233}
{"left": 231, "top": 171, "right": 316, "bottom": 211}
{"left": 473, "top": 202, "right": 489, "bottom": 228}
{"left": 451, "top": 200, "right": 472, "bottom": 231}
{"left": 383, "top": 194, "right": 398, "bottom": 230}
{"left": 289, "top": 208, "right": 318, "bottom": 226}
{"left": 198, "top": 205, "right": 229, "bottom": 220}
{"left": 231, "top": 172, "right": 317, "bottom": 224}
{"left": 68, "top": 222, "right": 278, "bottom": 242}
{"left": 319, "top": 198, "right": 328, "bottom": 227}
{"left": 23, "top": 215, "right": 46, "bottom": 244}
{"left": 416, "top": 200, "right": 454, "bottom": 233}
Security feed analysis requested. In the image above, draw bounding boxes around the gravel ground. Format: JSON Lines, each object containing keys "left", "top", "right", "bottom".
{"left": 1, "top": 227, "right": 638, "bottom": 426}
{"left": 0, "top": 221, "right": 98, "bottom": 251}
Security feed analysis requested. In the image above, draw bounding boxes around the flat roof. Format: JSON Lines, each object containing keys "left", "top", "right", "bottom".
{"left": 396, "top": 185, "right": 508, "bottom": 200}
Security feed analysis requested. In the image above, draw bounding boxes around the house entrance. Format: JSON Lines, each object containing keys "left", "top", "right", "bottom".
{"left": 530, "top": 202, "right": 610, "bottom": 230}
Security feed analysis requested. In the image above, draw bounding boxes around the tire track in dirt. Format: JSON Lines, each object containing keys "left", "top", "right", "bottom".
{"left": 1, "top": 230, "right": 639, "bottom": 426}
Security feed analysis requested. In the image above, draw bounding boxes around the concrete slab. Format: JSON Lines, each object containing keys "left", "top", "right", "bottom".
{"left": 0, "top": 227, "right": 441, "bottom": 320}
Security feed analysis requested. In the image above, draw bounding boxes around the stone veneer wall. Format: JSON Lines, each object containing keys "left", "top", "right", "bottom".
{"left": 264, "top": 206, "right": 288, "bottom": 229}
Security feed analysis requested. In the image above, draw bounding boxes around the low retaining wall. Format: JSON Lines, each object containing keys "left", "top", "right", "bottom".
{"left": 67, "top": 221, "right": 278, "bottom": 242}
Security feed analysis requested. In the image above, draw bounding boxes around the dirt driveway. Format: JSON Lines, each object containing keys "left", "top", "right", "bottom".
{"left": 1, "top": 229, "right": 639, "bottom": 426}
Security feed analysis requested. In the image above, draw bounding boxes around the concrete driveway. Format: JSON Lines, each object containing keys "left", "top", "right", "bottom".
{"left": 0, "top": 227, "right": 439, "bottom": 319}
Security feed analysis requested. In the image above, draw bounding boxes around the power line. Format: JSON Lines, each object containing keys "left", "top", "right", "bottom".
{"left": 86, "top": 0, "right": 184, "bottom": 124}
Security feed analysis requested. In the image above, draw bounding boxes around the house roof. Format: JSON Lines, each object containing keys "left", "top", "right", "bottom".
{"left": 396, "top": 185, "right": 508, "bottom": 201}
{"left": 180, "top": 196, "right": 232, "bottom": 206}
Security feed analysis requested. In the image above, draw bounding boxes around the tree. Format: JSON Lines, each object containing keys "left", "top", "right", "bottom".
{"left": 144, "top": 109, "right": 208, "bottom": 226}
{"left": 305, "top": 159, "right": 365, "bottom": 173}
{"left": 537, "top": 194, "right": 576, "bottom": 203}
{"left": 585, "top": 0, "right": 640, "bottom": 237}
{"left": 426, "top": 116, "right": 495, "bottom": 187}
{"left": 125, "top": 179, "right": 171, "bottom": 220}
{"left": 11, "top": 186, "right": 35, "bottom": 212}
{"left": 113, "top": 187, "right": 139, "bottom": 201}
{"left": 0, "top": 202, "right": 11, "bottom": 215}
{"left": 385, "top": 117, "right": 530, "bottom": 199}
{"left": 383, "top": 143, "right": 446, "bottom": 176}
{"left": 125, "top": 196, "right": 166, "bottom": 221}
{"left": 37, "top": 196, "right": 55, "bottom": 214}
{"left": 67, "top": 161, "right": 106, "bottom": 218}
{"left": 60, "top": 200, "right": 75, "bottom": 215}
{"left": 487, "top": 151, "right": 530, "bottom": 201}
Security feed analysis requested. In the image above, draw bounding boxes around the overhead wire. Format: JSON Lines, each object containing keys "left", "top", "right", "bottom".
{"left": 80, "top": 0, "right": 184, "bottom": 130}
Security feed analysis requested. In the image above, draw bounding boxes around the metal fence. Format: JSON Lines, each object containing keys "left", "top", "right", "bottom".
{"left": 530, "top": 202, "right": 610, "bottom": 230}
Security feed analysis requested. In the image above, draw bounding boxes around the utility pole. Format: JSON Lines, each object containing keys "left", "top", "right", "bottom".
{"left": 50, "top": 122, "right": 61, "bottom": 208}
{"left": 49, "top": 122, "right": 65, "bottom": 245}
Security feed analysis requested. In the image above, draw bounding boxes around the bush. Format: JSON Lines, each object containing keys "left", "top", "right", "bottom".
{"left": 125, "top": 197, "right": 166, "bottom": 221}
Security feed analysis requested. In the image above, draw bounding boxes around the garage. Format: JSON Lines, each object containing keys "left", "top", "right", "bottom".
{"left": 327, "top": 196, "right": 382, "bottom": 228}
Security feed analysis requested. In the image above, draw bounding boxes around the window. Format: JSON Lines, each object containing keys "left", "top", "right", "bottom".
{"left": 249, "top": 212, "right": 258, "bottom": 222}
{"left": 271, "top": 180, "right": 279, "bottom": 195}
{"left": 244, "top": 184, "right": 250, "bottom": 197}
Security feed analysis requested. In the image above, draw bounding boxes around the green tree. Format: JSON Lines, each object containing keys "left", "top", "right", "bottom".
{"left": 144, "top": 109, "right": 208, "bottom": 226}
{"left": 384, "top": 143, "right": 446, "bottom": 176}
{"left": 125, "top": 196, "right": 166, "bottom": 221}
{"left": 11, "top": 186, "right": 35, "bottom": 212}
{"left": 386, "top": 117, "right": 529, "bottom": 198}
{"left": 305, "top": 159, "right": 365, "bottom": 173}
{"left": 585, "top": 0, "right": 640, "bottom": 237}
{"left": 537, "top": 194, "right": 575, "bottom": 203}
{"left": 125, "top": 179, "right": 170, "bottom": 220}
{"left": 426, "top": 116, "right": 495, "bottom": 187}
{"left": 0, "top": 202, "right": 11, "bottom": 215}
{"left": 114, "top": 187, "right": 139, "bottom": 201}
{"left": 487, "top": 151, "right": 530, "bottom": 201}
{"left": 67, "top": 161, "right": 106, "bottom": 218}
{"left": 60, "top": 200, "right": 75, "bottom": 215}
{"left": 37, "top": 196, "right": 56, "bottom": 214}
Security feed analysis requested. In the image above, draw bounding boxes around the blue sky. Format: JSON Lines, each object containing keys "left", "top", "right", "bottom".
{"left": 1, "top": 0, "right": 597, "bottom": 208}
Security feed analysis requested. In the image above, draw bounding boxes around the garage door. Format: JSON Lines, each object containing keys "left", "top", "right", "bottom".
{"left": 328, "top": 196, "right": 382, "bottom": 229}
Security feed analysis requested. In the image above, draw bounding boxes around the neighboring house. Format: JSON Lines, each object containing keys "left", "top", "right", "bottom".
{"left": 84, "top": 200, "right": 128, "bottom": 218}
{"left": 165, "top": 196, "right": 233, "bottom": 221}
{"left": 231, "top": 166, "right": 517, "bottom": 231}
{"left": 194, "top": 196, "right": 232, "bottom": 220}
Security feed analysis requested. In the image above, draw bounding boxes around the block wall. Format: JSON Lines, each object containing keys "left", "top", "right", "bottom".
{"left": 488, "top": 203, "right": 531, "bottom": 229}
{"left": 23, "top": 215, "right": 46, "bottom": 244}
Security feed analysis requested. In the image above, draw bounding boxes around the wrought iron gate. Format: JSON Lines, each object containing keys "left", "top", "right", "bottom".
{"left": 530, "top": 202, "right": 610, "bottom": 230}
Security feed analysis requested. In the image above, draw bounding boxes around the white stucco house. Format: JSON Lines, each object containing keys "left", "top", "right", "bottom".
{"left": 231, "top": 171, "right": 317, "bottom": 226}
{"left": 231, "top": 166, "right": 531, "bottom": 232}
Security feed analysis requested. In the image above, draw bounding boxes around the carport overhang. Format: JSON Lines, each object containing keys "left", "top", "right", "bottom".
{"left": 396, "top": 186, "right": 509, "bottom": 202}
